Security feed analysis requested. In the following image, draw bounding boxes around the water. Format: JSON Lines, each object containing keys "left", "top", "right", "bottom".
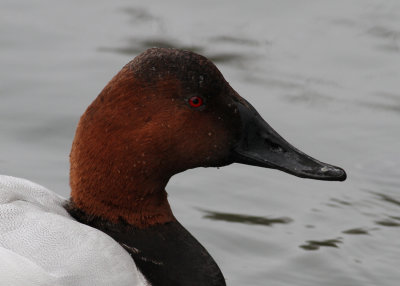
{"left": 1, "top": 0, "right": 399, "bottom": 285}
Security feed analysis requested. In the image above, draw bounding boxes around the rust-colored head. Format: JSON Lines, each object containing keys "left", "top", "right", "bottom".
{"left": 70, "top": 48, "right": 347, "bottom": 228}
{"left": 70, "top": 48, "right": 242, "bottom": 227}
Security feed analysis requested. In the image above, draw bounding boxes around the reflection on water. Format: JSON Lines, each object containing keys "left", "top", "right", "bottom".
{"left": 342, "top": 228, "right": 369, "bottom": 235}
{"left": 100, "top": 6, "right": 260, "bottom": 66}
{"left": 330, "top": 198, "right": 352, "bottom": 206}
{"left": 374, "top": 193, "right": 400, "bottom": 207}
{"left": 375, "top": 219, "right": 400, "bottom": 227}
{"left": 99, "top": 37, "right": 251, "bottom": 65}
{"left": 300, "top": 238, "right": 342, "bottom": 251}
{"left": 200, "top": 209, "right": 292, "bottom": 226}
{"left": 367, "top": 25, "right": 400, "bottom": 53}
{"left": 284, "top": 90, "right": 334, "bottom": 106}
{"left": 207, "top": 52, "right": 249, "bottom": 64}
{"left": 326, "top": 197, "right": 354, "bottom": 208}
{"left": 359, "top": 100, "right": 400, "bottom": 114}
{"left": 210, "top": 35, "right": 262, "bottom": 46}
{"left": 99, "top": 38, "right": 203, "bottom": 56}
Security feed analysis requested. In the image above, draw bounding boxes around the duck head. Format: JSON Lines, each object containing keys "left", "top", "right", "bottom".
{"left": 70, "top": 48, "right": 346, "bottom": 228}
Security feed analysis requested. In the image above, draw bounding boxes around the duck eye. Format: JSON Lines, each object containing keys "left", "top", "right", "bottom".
{"left": 188, "top": 96, "right": 204, "bottom": 108}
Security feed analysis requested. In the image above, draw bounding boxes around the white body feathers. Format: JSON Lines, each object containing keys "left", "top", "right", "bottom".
{"left": 0, "top": 175, "right": 147, "bottom": 286}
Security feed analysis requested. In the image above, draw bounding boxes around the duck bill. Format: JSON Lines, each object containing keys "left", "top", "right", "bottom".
{"left": 232, "top": 99, "right": 346, "bottom": 181}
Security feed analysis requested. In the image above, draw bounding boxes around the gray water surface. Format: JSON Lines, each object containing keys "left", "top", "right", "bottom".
{"left": 1, "top": 1, "right": 399, "bottom": 285}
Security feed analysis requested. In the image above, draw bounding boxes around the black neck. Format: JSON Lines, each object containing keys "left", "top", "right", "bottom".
{"left": 65, "top": 201, "right": 226, "bottom": 286}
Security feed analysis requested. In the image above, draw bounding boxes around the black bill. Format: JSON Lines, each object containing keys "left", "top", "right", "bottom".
{"left": 232, "top": 98, "right": 346, "bottom": 181}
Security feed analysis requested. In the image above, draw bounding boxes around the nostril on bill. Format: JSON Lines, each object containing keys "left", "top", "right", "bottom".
{"left": 264, "top": 138, "right": 285, "bottom": 153}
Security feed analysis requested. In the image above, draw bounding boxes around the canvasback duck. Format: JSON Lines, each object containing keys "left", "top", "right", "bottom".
{"left": 0, "top": 48, "right": 346, "bottom": 286}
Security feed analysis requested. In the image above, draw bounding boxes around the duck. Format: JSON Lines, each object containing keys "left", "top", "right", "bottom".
{"left": 0, "top": 48, "right": 346, "bottom": 286}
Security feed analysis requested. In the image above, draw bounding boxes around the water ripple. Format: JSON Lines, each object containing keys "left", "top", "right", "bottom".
{"left": 299, "top": 238, "right": 342, "bottom": 251}
{"left": 200, "top": 209, "right": 292, "bottom": 226}
{"left": 374, "top": 192, "right": 400, "bottom": 207}
{"left": 375, "top": 219, "right": 400, "bottom": 227}
{"left": 342, "top": 228, "right": 369, "bottom": 235}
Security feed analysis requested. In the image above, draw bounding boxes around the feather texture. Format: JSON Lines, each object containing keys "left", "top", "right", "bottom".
{"left": 0, "top": 175, "right": 147, "bottom": 286}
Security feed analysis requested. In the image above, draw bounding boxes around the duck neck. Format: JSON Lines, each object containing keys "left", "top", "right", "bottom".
{"left": 68, "top": 81, "right": 178, "bottom": 228}
{"left": 70, "top": 175, "right": 174, "bottom": 228}
{"left": 69, "top": 125, "right": 176, "bottom": 228}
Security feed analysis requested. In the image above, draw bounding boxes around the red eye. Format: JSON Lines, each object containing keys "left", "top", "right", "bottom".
{"left": 188, "top": 96, "right": 204, "bottom": 108}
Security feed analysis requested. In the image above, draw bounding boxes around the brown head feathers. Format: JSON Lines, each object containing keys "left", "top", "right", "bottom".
{"left": 69, "top": 48, "right": 242, "bottom": 228}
